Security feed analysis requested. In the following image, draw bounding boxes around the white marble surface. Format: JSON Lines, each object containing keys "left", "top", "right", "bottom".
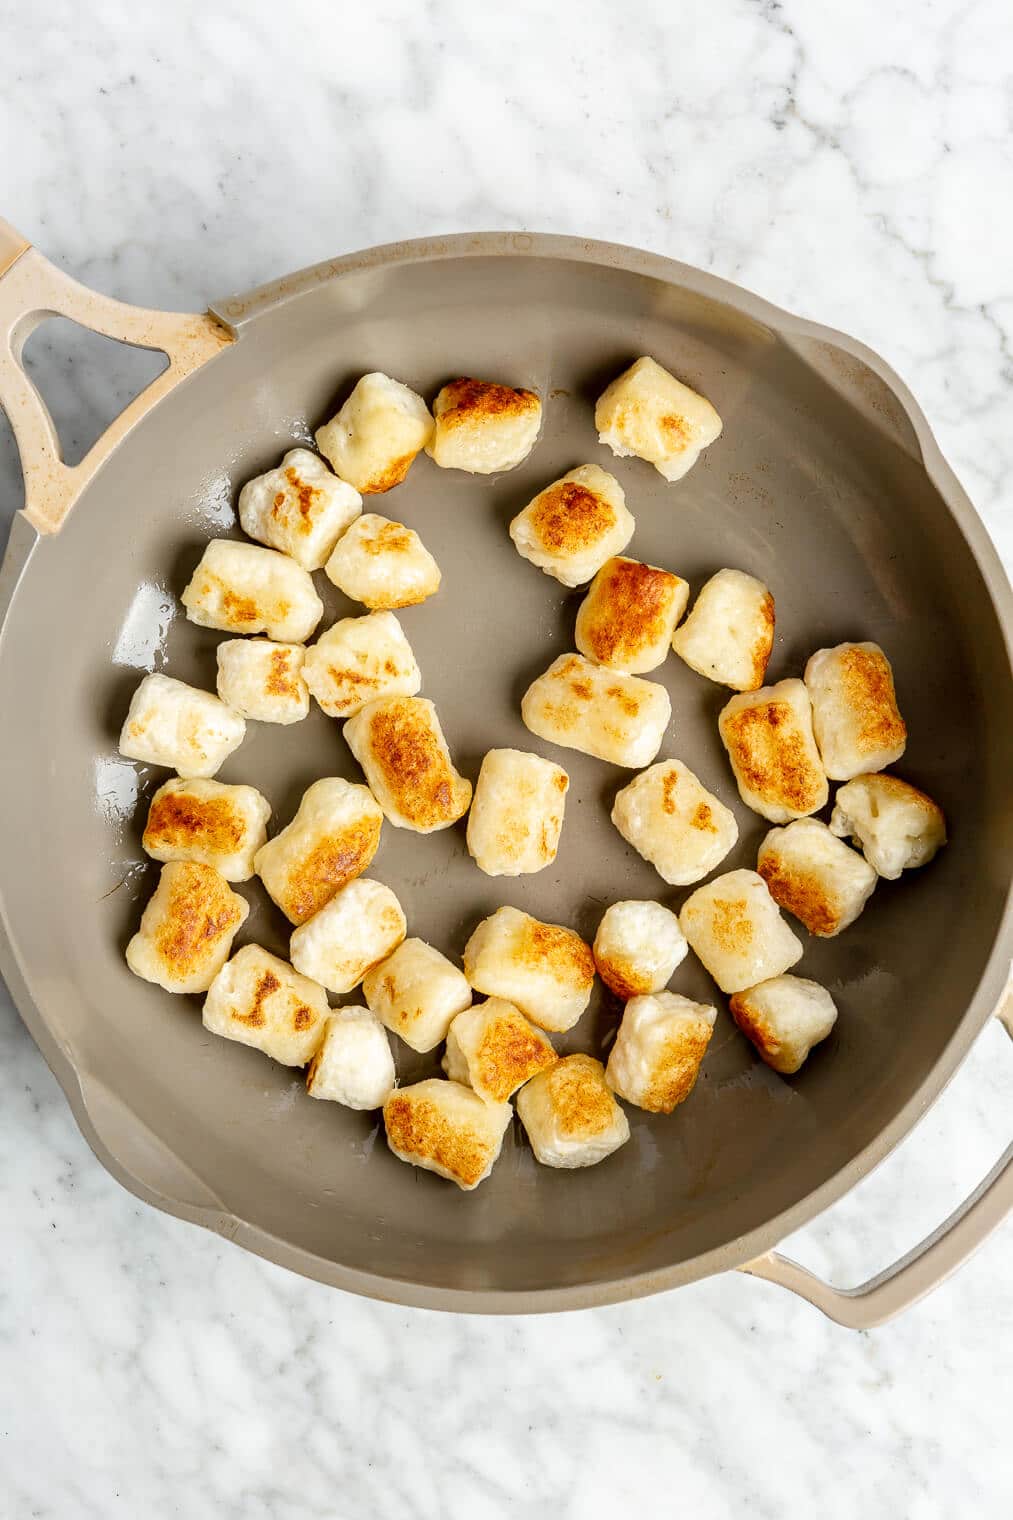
{"left": 2, "top": 1, "right": 1011, "bottom": 1515}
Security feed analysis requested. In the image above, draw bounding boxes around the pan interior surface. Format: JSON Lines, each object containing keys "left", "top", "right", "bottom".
{"left": 1, "top": 249, "right": 1010, "bottom": 1302}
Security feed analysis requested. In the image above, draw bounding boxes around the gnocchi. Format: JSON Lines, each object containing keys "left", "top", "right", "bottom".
{"left": 679, "top": 868, "right": 803, "bottom": 994}
{"left": 443, "top": 998, "right": 557, "bottom": 1103}
{"left": 203, "top": 944, "right": 328, "bottom": 1066}
{"left": 605, "top": 991, "right": 717, "bottom": 1113}
{"left": 119, "top": 672, "right": 246, "bottom": 779}
{"left": 181, "top": 538, "right": 323, "bottom": 642}
{"left": 426, "top": 377, "right": 541, "bottom": 474}
{"left": 463, "top": 906, "right": 595, "bottom": 1033}
{"left": 315, "top": 372, "right": 434, "bottom": 494}
{"left": 672, "top": 568, "right": 774, "bottom": 691}
{"left": 465, "top": 748, "right": 569, "bottom": 877}
{"left": 757, "top": 817, "right": 877, "bottom": 937}
{"left": 383, "top": 1079, "right": 512, "bottom": 1190}
{"left": 324, "top": 513, "right": 441, "bottom": 609}
{"left": 289, "top": 877, "right": 407, "bottom": 995}
{"left": 592, "top": 900, "right": 688, "bottom": 999}
{"left": 253, "top": 777, "right": 383, "bottom": 925}
{"left": 521, "top": 653, "right": 671, "bottom": 768}
{"left": 804, "top": 642, "right": 907, "bottom": 780}
{"left": 302, "top": 611, "right": 421, "bottom": 719}
{"left": 729, "top": 975, "right": 838, "bottom": 1075}
{"left": 344, "top": 696, "right": 472, "bottom": 833}
{"left": 509, "top": 465, "right": 634, "bottom": 587}
{"left": 719, "top": 678, "right": 829, "bottom": 823}
{"left": 362, "top": 938, "right": 472, "bottom": 1053}
{"left": 516, "top": 1055, "right": 630, "bottom": 1169}
{"left": 575, "top": 555, "right": 689, "bottom": 672}
{"left": 237, "top": 447, "right": 362, "bottom": 570}
{"left": 305, "top": 1007, "right": 396, "bottom": 1110}
{"left": 611, "top": 758, "right": 738, "bottom": 886}
{"left": 595, "top": 355, "right": 722, "bottom": 482}
{"left": 142, "top": 776, "right": 270, "bottom": 881}
{"left": 126, "top": 861, "right": 249, "bottom": 995}
{"left": 215, "top": 638, "right": 309, "bottom": 725}
{"left": 830, "top": 773, "right": 946, "bottom": 880}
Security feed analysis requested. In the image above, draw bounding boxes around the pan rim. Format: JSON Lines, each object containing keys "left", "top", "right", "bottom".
{"left": 2, "top": 231, "right": 1011, "bottom": 1311}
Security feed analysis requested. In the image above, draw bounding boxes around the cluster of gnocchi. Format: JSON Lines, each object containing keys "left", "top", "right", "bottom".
{"left": 116, "top": 354, "right": 947, "bottom": 1192}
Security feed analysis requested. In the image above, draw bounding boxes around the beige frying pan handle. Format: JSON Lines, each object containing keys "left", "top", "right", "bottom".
{"left": 0, "top": 217, "right": 232, "bottom": 534}
{"left": 740, "top": 989, "right": 1013, "bottom": 1328}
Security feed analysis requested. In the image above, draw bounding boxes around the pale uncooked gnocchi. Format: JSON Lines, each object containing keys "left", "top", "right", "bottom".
{"left": 595, "top": 355, "right": 722, "bottom": 481}
{"left": 126, "top": 861, "right": 249, "bottom": 995}
{"left": 426, "top": 377, "right": 541, "bottom": 474}
{"left": 315, "top": 372, "right": 434, "bottom": 494}
{"left": 729, "top": 975, "right": 838, "bottom": 1075}
{"left": 465, "top": 748, "right": 569, "bottom": 877}
{"left": 575, "top": 555, "right": 689, "bottom": 672}
{"left": 181, "top": 539, "right": 323, "bottom": 642}
{"left": 119, "top": 672, "right": 246, "bottom": 779}
{"left": 719, "top": 678, "right": 829, "bottom": 823}
{"left": 605, "top": 992, "right": 717, "bottom": 1113}
{"left": 238, "top": 448, "right": 362, "bottom": 570}
{"left": 324, "top": 514, "right": 441, "bottom": 609}
{"left": 362, "top": 937, "right": 472, "bottom": 1053}
{"left": 344, "top": 696, "right": 472, "bottom": 832}
{"left": 679, "top": 868, "right": 803, "bottom": 994}
{"left": 830, "top": 773, "right": 946, "bottom": 880}
{"left": 443, "top": 998, "right": 557, "bottom": 1103}
{"left": 516, "top": 1054, "right": 630, "bottom": 1169}
{"left": 757, "top": 817, "right": 877, "bottom": 937}
{"left": 592, "top": 900, "right": 688, "bottom": 999}
{"left": 305, "top": 1007, "right": 396, "bottom": 1109}
{"left": 215, "top": 638, "right": 309, "bottom": 725}
{"left": 521, "top": 653, "right": 671, "bottom": 768}
{"left": 383, "top": 1079, "right": 512, "bottom": 1190}
{"left": 611, "top": 758, "right": 738, "bottom": 886}
{"left": 254, "top": 777, "right": 383, "bottom": 925}
{"left": 289, "top": 877, "right": 406, "bottom": 995}
{"left": 142, "top": 776, "right": 270, "bottom": 881}
{"left": 302, "top": 611, "right": 421, "bottom": 719}
{"left": 463, "top": 906, "right": 595, "bottom": 1033}
{"left": 202, "top": 944, "right": 328, "bottom": 1066}
{"left": 672, "top": 569, "right": 774, "bottom": 691}
{"left": 509, "top": 465, "right": 634, "bottom": 587}
{"left": 804, "top": 642, "right": 907, "bottom": 780}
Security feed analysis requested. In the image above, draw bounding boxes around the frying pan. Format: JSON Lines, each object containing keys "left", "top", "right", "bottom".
{"left": 1, "top": 222, "right": 1010, "bottom": 1326}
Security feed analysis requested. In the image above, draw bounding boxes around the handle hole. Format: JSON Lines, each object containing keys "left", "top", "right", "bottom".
{"left": 22, "top": 316, "right": 168, "bottom": 467}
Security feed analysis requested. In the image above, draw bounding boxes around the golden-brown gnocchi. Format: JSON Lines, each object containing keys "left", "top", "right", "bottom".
{"left": 679, "top": 868, "right": 803, "bottom": 994}
{"left": 729, "top": 975, "right": 838, "bottom": 1075}
{"left": 757, "top": 817, "right": 877, "bottom": 937}
{"left": 324, "top": 514, "right": 441, "bottom": 609}
{"left": 142, "top": 776, "right": 270, "bottom": 882}
{"left": 203, "top": 944, "right": 328, "bottom": 1066}
{"left": 442, "top": 998, "right": 557, "bottom": 1103}
{"left": 592, "top": 900, "right": 688, "bottom": 998}
{"left": 509, "top": 465, "right": 634, "bottom": 587}
{"left": 611, "top": 758, "right": 738, "bottom": 886}
{"left": 463, "top": 906, "right": 595, "bottom": 1033}
{"left": 344, "top": 696, "right": 472, "bottom": 833}
{"left": 126, "top": 861, "right": 249, "bottom": 995}
{"left": 719, "top": 678, "right": 829, "bottom": 823}
{"left": 315, "top": 372, "right": 434, "bottom": 494}
{"left": 605, "top": 992, "right": 717, "bottom": 1113}
{"left": 215, "top": 638, "right": 309, "bottom": 725}
{"left": 465, "top": 748, "right": 569, "bottom": 877}
{"left": 383, "top": 1079, "right": 512, "bottom": 1190}
{"left": 253, "top": 777, "right": 383, "bottom": 925}
{"left": 804, "top": 642, "right": 907, "bottom": 780}
{"left": 516, "top": 1054, "right": 630, "bottom": 1169}
{"left": 426, "top": 377, "right": 541, "bottom": 474}
{"left": 181, "top": 539, "right": 323, "bottom": 642}
{"left": 237, "top": 448, "right": 362, "bottom": 570}
{"left": 575, "top": 555, "right": 689, "bottom": 672}
{"left": 595, "top": 355, "right": 722, "bottom": 481}
{"left": 302, "top": 611, "right": 421, "bottom": 719}
{"left": 521, "top": 653, "right": 671, "bottom": 768}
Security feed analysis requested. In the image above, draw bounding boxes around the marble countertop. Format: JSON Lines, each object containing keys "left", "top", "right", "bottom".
{"left": 2, "top": 1, "right": 1011, "bottom": 1514}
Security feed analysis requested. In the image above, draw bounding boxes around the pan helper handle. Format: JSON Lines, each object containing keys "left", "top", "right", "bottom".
{"left": 740, "top": 984, "right": 1013, "bottom": 1328}
{"left": 0, "top": 216, "right": 233, "bottom": 535}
